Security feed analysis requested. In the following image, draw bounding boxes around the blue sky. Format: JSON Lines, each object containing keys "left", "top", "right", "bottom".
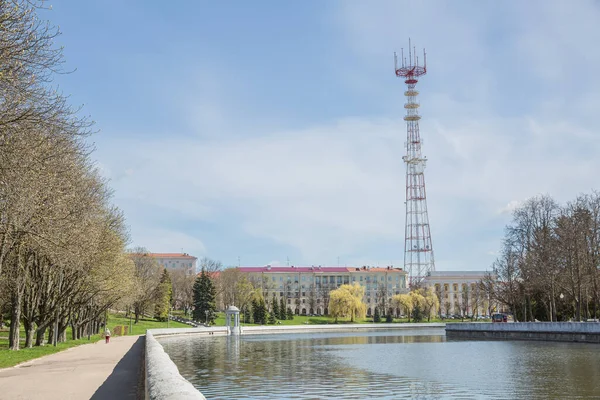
{"left": 46, "top": 1, "right": 600, "bottom": 270}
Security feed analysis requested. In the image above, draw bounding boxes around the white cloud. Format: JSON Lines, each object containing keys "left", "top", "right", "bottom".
{"left": 498, "top": 201, "right": 521, "bottom": 215}
{"left": 129, "top": 227, "right": 207, "bottom": 256}
{"left": 95, "top": 0, "right": 600, "bottom": 271}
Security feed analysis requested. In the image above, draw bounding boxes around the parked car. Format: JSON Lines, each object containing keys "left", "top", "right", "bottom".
{"left": 492, "top": 313, "right": 514, "bottom": 323}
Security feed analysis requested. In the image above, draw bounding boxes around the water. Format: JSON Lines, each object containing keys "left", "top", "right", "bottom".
{"left": 160, "top": 329, "right": 600, "bottom": 399}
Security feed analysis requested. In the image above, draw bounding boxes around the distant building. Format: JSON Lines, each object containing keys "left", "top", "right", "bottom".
{"left": 238, "top": 265, "right": 408, "bottom": 317}
{"left": 422, "top": 271, "right": 495, "bottom": 317}
{"left": 149, "top": 253, "right": 197, "bottom": 274}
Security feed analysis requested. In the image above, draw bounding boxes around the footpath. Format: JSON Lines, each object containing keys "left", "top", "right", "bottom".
{"left": 0, "top": 335, "right": 144, "bottom": 400}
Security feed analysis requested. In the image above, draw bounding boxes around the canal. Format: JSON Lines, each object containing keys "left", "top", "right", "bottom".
{"left": 159, "top": 329, "right": 600, "bottom": 399}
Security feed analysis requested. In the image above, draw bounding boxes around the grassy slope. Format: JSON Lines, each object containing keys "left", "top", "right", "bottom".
{"left": 0, "top": 313, "right": 189, "bottom": 368}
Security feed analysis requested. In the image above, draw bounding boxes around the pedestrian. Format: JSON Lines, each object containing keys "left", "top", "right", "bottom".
{"left": 105, "top": 327, "right": 111, "bottom": 344}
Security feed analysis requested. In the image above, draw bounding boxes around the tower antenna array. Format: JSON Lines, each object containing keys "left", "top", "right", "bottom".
{"left": 394, "top": 40, "right": 435, "bottom": 288}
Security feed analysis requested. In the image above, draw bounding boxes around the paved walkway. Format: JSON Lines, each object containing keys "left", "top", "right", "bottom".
{"left": 0, "top": 335, "right": 144, "bottom": 400}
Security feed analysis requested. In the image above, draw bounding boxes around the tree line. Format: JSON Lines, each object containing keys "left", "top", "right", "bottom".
{"left": 0, "top": 1, "right": 135, "bottom": 350}
{"left": 481, "top": 193, "right": 600, "bottom": 322}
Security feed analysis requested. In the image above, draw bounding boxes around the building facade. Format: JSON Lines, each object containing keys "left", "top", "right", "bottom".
{"left": 238, "top": 265, "right": 409, "bottom": 317}
{"left": 422, "top": 271, "right": 495, "bottom": 317}
{"left": 149, "top": 253, "right": 197, "bottom": 274}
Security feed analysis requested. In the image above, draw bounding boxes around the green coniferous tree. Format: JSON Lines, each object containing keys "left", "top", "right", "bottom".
{"left": 243, "top": 307, "right": 252, "bottom": 323}
{"left": 252, "top": 297, "right": 267, "bottom": 325}
{"left": 154, "top": 269, "right": 172, "bottom": 322}
{"left": 193, "top": 268, "right": 217, "bottom": 324}
{"left": 251, "top": 298, "right": 259, "bottom": 324}
{"left": 268, "top": 311, "right": 277, "bottom": 324}
{"left": 279, "top": 297, "right": 286, "bottom": 320}
{"left": 373, "top": 307, "right": 381, "bottom": 323}
{"left": 286, "top": 307, "right": 294, "bottom": 320}
{"left": 272, "top": 294, "right": 279, "bottom": 320}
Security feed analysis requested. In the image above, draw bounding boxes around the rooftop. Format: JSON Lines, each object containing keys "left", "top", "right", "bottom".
{"left": 426, "top": 271, "right": 489, "bottom": 277}
{"left": 148, "top": 253, "right": 197, "bottom": 260}
{"left": 238, "top": 266, "right": 405, "bottom": 273}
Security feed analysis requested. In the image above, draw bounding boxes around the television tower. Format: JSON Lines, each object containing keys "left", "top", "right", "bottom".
{"left": 394, "top": 39, "right": 435, "bottom": 287}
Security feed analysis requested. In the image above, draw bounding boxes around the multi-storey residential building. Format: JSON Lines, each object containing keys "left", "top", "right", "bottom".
{"left": 237, "top": 265, "right": 408, "bottom": 317}
{"left": 149, "top": 253, "right": 197, "bottom": 274}
{"left": 422, "top": 271, "right": 495, "bottom": 317}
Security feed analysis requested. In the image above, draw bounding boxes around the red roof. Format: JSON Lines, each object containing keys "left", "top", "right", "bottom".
{"left": 148, "top": 253, "right": 197, "bottom": 260}
{"left": 237, "top": 266, "right": 404, "bottom": 273}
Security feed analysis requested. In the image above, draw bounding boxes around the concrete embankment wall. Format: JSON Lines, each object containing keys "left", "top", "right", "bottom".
{"left": 145, "top": 330, "right": 206, "bottom": 400}
{"left": 150, "top": 322, "right": 445, "bottom": 338}
{"left": 446, "top": 322, "right": 600, "bottom": 343}
{"left": 145, "top": 323, "right": 446, "bottom": 398}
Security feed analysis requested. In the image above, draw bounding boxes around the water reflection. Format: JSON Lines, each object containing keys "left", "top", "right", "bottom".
{"left": 160, "top": 330, "right": 600, "bottom": 399}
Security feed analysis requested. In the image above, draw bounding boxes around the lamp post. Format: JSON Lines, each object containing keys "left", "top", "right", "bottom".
{"left": 559, "top": 293, "right": 564, "bottom": 321}
{"left": 205, "top": 309, "right": 209, "bottom": 326}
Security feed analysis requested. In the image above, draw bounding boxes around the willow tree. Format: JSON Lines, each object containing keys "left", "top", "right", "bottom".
{"left": 329, "top": 283, "right": 366, "bottom": 323}
{"left": 392, "top": 294, "right": 413, "bottom": 322}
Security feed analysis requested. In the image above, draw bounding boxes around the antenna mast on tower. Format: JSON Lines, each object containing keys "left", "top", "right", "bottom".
{"left": 394, "top": 40, "right": 435, "bottom": 288}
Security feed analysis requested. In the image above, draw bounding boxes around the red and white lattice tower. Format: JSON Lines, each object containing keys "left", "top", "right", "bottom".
{"left": 394, "top": 40, "right": 435, "bottom": 288}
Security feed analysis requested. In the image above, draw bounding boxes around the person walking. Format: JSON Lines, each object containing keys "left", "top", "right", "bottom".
{"left": 104, "top": 327, "right": 111, "bottom": 344}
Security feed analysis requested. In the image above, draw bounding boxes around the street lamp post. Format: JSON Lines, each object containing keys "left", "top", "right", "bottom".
{"left": 205, "top": 309, "right": 209, "bottom": 326}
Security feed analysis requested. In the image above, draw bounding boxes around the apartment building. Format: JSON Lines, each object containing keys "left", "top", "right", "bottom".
{"left": 238, "top": 265, "right": 408, "bottom": 317}
{"left": 422, "top": 271, "right": 495, "bottom": 317}
{"left": 149, "top": 253, "right": 198, "bottom": 274}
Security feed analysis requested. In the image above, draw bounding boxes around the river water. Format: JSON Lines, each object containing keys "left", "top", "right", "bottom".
{"left": 160, "top": 329, "right": 600, "bottom": 399}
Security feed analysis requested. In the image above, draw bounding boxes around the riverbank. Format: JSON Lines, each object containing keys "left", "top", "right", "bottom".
{"left": 0, "top": 335, "right": 143, "bottom": 400}
{"left": 446, "top": 322, "right": 600, "bottom": 343}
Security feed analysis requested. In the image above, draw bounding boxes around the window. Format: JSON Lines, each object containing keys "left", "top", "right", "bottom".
{"left": 329, "top": 276, "right": 334, "bottom": 284}
{"left": 294, "top": 276, "right": 299, "bottom": 283}
{"left": 453, "top": 284, "right": 458, "bottom": 292}
{"left": 337, "top": 276, "right": 342, "bottom": 284}
{"left": 388, "top": 276, "right": 392, "bottom": 281}
{"left": 302, "top": 276, "right": 306, "bottom": 282}
{"left": 280, "top": 292, "right": 284, "bottom": 297}
{"left": 360, "top": 276, "right": 363, "bottom": 281}
{"left": 280, "top": 277, "right": 283, "bottom": 281}
{"left": 302, "top": 292, "right": 305, "bottom": 297}
{"left": 396, "top": 276, "right": 399, "bottom": 281}
{"left": 287, "top": 299, "right": 291, "bottom": 304}
{"left": 316, "top": 276, "right": 321, "bottom": 284}
{"left": 388, "top": 284, "right": 392, "bottom": 289}
{"left": 272, "top": 277, "right": 275, "bottom": 282}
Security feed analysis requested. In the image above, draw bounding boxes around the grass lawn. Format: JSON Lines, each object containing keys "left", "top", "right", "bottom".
{"left": 0, "top": 312, "right": 189, "bottom": 369}
{"left": 108, "top": 312, "right": 189, "bottom": 335}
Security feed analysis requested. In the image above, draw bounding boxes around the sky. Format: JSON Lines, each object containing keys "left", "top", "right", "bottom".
{"left": 44, "top": 1, "right": 600, "bottom": 271}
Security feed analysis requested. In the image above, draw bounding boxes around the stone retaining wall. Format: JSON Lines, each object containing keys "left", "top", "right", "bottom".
{"left": 446, "top": 322, "right": 600, "bottom": 343}
{"left": 145, "top": 330, "right": 206, "bottom": 400}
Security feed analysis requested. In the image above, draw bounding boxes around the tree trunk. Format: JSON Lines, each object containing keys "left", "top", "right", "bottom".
{"left": 23, "top": 320, "right": 35, "bottom": 348}
{"left": 9, "top": 284, "right": 23, "bottom": 350}
{"left": 58, "top": 319, "right": 68, "bottom": 343}
{"left": 36, "top": 326, "right": 47, "bottom": 346}
{"left": 47, "top": 325, "right": 54, "bottom": 345}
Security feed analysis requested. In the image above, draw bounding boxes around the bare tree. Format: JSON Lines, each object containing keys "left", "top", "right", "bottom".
{"left": 129, "top": 248, "right": 162, "bottom": 323}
